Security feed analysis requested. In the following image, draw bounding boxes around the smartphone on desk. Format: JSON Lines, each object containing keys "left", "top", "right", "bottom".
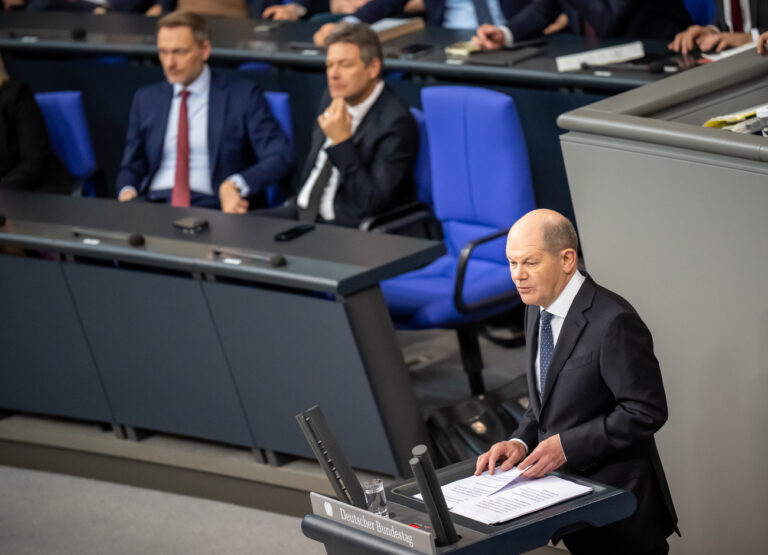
{"left": 274, "top": 224, "right": 315, "bottom": 242}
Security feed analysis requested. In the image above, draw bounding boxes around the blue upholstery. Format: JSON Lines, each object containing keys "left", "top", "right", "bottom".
{"left": 34, "top": 91, "right": 97, "bottom": 196}
{"left": 684, "top": 0, "right": 715, "bottom": 25}
{"left": 264, "top": 91, "right": 294, "bottom": 207}
{"left": 382, "top": 86, "right": 535, "bottom": 330}
{"left": 409, "top": 107, "right": 432, "bottom": 206}
{"left": 238, "top": 62, "right": 272, "bottom": 72}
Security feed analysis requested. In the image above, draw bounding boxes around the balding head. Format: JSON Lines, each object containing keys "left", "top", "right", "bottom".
{"left": 506, "top": 209, "right": 578, "bottom": 308}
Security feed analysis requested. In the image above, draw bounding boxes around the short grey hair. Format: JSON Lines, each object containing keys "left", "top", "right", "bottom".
{"left": 325, "top": 23, "right": 383, "bottom": 72}
{"left": 542, "top": 217, "right": 578, "bottom": 254}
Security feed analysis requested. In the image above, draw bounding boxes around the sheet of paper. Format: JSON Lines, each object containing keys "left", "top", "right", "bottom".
{"left": 702, "top": 42, "right": 755, "bottom": 63}
{"left": 414, "top": 466, "right": 526, "bottom": 508}
{"left": 450, "top": 475, "right": 592, "bottom": 525}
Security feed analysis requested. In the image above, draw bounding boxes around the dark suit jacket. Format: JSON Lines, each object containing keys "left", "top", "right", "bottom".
{"left": 297, "top": 84, "right": 418, "bottom": 228}
{"left": 353, "top": 0, "right": 528, "bottom": 26}
{"left": 116, "top": 70, "right": 293, "bottom": 207}
{"left": 27, "top": 0, "right": 154, "bottom": 12}
{"left": 506, "top": 0, "right": 692, "bottom": 42}
{"left": 0, "top": 80, "right": 74, "bottom": 194}
{"left": 513, "top": 276, "right": 678, "bottom": 551}
{"left": 157, "top": 0, "right": 323, "bottom": 18}
{"left": 713, "top": 0, "right": 768, "bottom": 32}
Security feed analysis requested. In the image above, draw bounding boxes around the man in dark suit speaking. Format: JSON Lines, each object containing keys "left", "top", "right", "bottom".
{"left": 117, "top": 11, "right": 293, "bottom": 212}
{"left": 476, "top": 209, "right": 678, "bottom": 555}
{"left": 266, "top": 23, "right": 418, "bottom": 227}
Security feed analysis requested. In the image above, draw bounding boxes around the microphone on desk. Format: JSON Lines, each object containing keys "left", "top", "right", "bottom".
{"left": 72, "top": 227, "right": 145, "bottom": 247}
{"left": 211, "top": 247, "right": 286, "bottom": 268}
{"left": 410, "top": 444, "right": 459, "bottom": 547}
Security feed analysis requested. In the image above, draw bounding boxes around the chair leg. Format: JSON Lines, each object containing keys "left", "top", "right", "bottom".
{"left": 456, "top": 326, "right": 485, "bottom": 395}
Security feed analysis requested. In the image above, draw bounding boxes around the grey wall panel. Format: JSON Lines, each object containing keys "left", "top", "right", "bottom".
{"left": 0, "top": 255, "right": 113, "bottom": 422}
{"left": 562, "top": 134, "right": 768, "bottom": 555}
{"left": 62, "top": 264, "right": 253, "bottom": 447}
{"left": 202, "top": 281, "right": 398, "bottom": 475}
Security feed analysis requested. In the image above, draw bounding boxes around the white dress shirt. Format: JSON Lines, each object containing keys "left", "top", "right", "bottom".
{"left": 118, "top": 65, "right": 247, "bottom": 200}
{"left": 296, "top": 80, "right": 384, "bottom": 221}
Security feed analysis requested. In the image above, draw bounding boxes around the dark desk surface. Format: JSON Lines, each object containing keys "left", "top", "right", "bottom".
{"left": 0, "top": 11, "right": 679, "bottom": 92}
{"left": 0, "top": 190, "right": 446, "bottom": 295}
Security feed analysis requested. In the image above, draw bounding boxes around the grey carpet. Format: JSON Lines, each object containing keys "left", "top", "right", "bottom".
{"left": 0, "top": 465, "right": 324, "bottom": 555}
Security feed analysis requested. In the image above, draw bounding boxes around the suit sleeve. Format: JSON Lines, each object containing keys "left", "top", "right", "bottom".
{"left": 1, "top": 84, "right": 59, "bottom": 191}
{"left": 510, "top": 405, "right": 540, "bottom": 451}
{"left": 352, "top": 0, "right": 408, "bottom": 23}
{"left": 237, "top": 85, "right": 295, "bottom": 197}
{"left": 506, "top": 0, "right": 637, "bottom": 40}
{"left": 116, "top": 91, "right": 149, "bottom": 196}
{"left": 324, "top": 108, "right": 418, "bottom": 222}
{"left": 558, "top": 311, "right": 669, "bottom": 468}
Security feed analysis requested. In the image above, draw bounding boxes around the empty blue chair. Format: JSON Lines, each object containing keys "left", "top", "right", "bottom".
{"left": 34, "top": 91, "right": 97, "bottom": 196}
{"left": 238, "top": 62, "right": 272, "bottom": 72}
{"left": 410, "top": 107, "right": 432, "bottom": 208}
{"left": 380, "top": 86, "right": 536, "bottom": 395}
{"left": 264, "top": 91, "right": 294, "bottom": 207}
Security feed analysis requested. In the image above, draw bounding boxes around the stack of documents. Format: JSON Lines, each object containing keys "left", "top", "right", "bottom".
{"left": 416, "top": 467, "right": 592, "bottom": 525}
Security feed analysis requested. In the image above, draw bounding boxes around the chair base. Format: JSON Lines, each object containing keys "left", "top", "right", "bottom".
{"left": 456, "top": 326, "right": 485, "bottom": 395}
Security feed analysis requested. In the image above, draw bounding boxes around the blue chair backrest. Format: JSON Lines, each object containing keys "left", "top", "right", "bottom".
{"left": 409, "top": 107, "right": 432, "bottom": 207}
{"left": 34, "top": 91, "right": 96, "bottom": 181}
{"left": 684, "top": 0, "right": 715, "bottom": 25}
{"left": 421, "top": 86, "right": 535, "bottom": 263}
{"left": 264, "top": 91, "right": 293, "bottom": 206}
{"left": 238, "top": 62, "right": 272, "bottom": 72}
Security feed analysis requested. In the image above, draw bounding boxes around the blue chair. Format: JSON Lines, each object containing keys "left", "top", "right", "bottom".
{"left": 380, "top": 86, "right": 536, "bottom": 395}
{"left": 238, "top": 62, "right": 272, "bottom": 72}
{"left": 34, "top": 91, "right": 97, "bottom": 197}
{"left": 684, "top": 0, "right": 715, "bottom": 26}
{"left": 264, "top": 91, "right": 294, "bottom": 207}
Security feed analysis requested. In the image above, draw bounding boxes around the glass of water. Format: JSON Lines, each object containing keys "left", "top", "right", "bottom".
{"left": 362, "top": 478, "right": 388, "bottom": 518}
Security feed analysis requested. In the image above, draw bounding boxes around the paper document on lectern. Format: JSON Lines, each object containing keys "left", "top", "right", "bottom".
{"left": 416, "top": 467, "right": 592, "bottom": 525}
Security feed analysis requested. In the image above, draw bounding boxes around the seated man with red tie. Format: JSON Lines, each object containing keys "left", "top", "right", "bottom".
{"left": 116, "top": 11, "right": 293, "bottom": 213}
{"left": 670, "top": 0, "right": 768, "bottom": 54}
{"left": 266, "top": 23, "right": 418, "bottom": 228}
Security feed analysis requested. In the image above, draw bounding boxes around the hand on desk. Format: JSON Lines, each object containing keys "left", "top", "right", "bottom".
{"left": 475, "top": 440, "right": 527, "bottom": 476}
{"left": 668, "top": 25, "right": 716, "bottom": 54}
{"left": 219, "top": 180, "right": 249, "bottom": 214}
{"left": 472, "top": 24, "right": 505, "bottom": 51}
{"left": 119, "top": 188, "right": 137, "bottom": 202}
{"left": 318, "top": 97, "right": 352, "bottom": 145}
{"left": 543, "top": 13, "right": 568, "bottom": 35}
{"left": 263, "top": 3, "right": 303, "bottom": 21}
{"left": 330, "top": 0, "right": 368, "bottom": 13}
{"left": 697, "top": 31, "right": 752, "bottom": 53}
{"left": 145, "top": 4, "right": 163, "bottom": 17}
{"left": 314, "top": 23, "right": 337, "bottom": 47}
{"left": 759, "top": 31, "right": 768, "bottom": 55}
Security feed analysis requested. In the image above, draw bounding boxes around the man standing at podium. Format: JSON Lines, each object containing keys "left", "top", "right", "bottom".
{"left": 476, "top": 209, "right": 678, "bottom": 555}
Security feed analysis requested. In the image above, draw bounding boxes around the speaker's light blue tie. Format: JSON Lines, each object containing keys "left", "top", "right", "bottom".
{"left": 539, "top": 310, "right": 554, "bottom": 398}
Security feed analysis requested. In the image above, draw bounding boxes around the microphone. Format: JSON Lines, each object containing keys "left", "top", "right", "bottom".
{"left": 72, "top": 227, "right": 145, "bottom": 247}
{"left": 409, "top": 444, "right": 459, "bottom": 547}
{"left": 212, "top": 247, "right": 286, "bottom": 268}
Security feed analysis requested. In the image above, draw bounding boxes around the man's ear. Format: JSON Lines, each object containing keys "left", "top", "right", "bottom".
{"left": 561, "top": 248, "right": 577, "bottom": 272}
{"left": 202, "top": 40, "right": 212, "bottom": 62}
{"left": 367, "top": 57, "right": 382, "bottom": 80}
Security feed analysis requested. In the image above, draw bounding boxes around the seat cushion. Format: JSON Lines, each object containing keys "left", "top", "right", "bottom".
{"left": 381, "top": 255, "right": 517, "bottom": 328}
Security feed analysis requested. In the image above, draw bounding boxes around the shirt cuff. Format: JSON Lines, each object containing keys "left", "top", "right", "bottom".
{"left": 752, "top": 28, "right": 760, "bottom": 41}
{"left": 226, "top": 174, "right": 250, "bottom": 198}
{"left": 118, "top": 185, "right": 137, "bottom": 199}
{"left": 500, "top": 25, "right": 514, "bottom": 47}
{"left": 343, "top": 16, "right": 361, "bottom": 23}
{"left": 509, "top": 438, "right": 528, "bottom": 453}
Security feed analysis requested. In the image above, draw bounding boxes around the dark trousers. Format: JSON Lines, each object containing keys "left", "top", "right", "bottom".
{"left": 563, "top": 529, "right": 669, "bottom": 555}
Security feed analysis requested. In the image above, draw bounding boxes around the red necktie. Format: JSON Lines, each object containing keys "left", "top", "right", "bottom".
{"left": 731, "top": 0, "right": 744, "bottom": 33}
{"left": 171, "top": 89, "right": 191, "bottom": 207}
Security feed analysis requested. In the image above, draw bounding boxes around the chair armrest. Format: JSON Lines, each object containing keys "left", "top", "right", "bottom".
{"left": 453, "top": 229, "right": 518, "bottom": 314}
{"left": 359, "top": 202, "right": 436, "bottom": 234}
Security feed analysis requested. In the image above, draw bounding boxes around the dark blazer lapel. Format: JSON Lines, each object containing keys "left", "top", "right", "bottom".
{"left": 207, "top": 72, "right": 227, "bottom": 181}
{"left": 147, "top": 84, "right": 174, "bottom": 180}
{"left": 351, "top": 85, "right": 387, "bottom": 146}
{"left": 540, "top": 277, "right": 596, "bottom": 409}
{"left": 525, "top": 305, "right": 542, "bottom": 417}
